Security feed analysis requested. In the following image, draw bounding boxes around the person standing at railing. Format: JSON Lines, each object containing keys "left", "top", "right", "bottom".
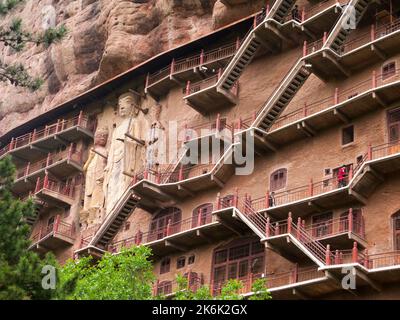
{"left": 268, "top": 191, "right": 276, "bottom": 207}
{"left": 337, "top": 164, "right": 348, "bottom": 188}
{"left": 291, "top": 5, "right": 301, "bottom": 23}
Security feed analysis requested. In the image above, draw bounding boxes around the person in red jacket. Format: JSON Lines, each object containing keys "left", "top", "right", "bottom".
{"left": 337, "top": 165, "right": 347, "bottom": 188}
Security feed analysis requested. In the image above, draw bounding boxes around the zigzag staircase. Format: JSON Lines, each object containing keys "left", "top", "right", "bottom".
{"left": 216, "top": 0, "right": 293, "bottom": 92}
{"left": 236, "top": 201, "right": 328, "bottom": 267}
{"left": 89, "top": 187, "right": 140, "bottom": 248}
{"left": 253, "top": 59, "right": 311, "bottom": 134}
{"left": 324, "top": 0, "right": 373, "bottom": 53}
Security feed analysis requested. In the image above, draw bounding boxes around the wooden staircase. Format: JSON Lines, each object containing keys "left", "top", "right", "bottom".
{"left": 254, "top": 59, "right": 311, "bottom": 134}
{"left": 325, "top": 0, "right": 373, "bottom": 53}
{"left": 89, "top": 188, "right": 140, "bottom": 248}
{"left": 270, "top": 0, "right": 297, "bottom": 23}
{"left": 26, "top": 200, "right": 44, "bottom": 226}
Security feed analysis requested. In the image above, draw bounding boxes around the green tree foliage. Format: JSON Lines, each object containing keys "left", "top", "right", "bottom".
{"left": 169, "top": 274, "right": 271, "bottom": 300}
{"left": 0, "top": 157, "right": 57, "bottom": 300}
{"left": 56, "top": 246, "right": 155, "bottom": 300}
{"left": 0, "top": 15, "right": 67, "bottom": 90}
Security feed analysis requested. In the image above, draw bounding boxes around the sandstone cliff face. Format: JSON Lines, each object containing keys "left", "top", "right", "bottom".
{"left": 0, "top": 0, "right": 264, "bottom": 136}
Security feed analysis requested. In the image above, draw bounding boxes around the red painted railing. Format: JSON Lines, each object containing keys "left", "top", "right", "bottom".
{"left": 184, "top": 114, "right": 234, "bottom": 141}
{"left": 0, "top": 112, "right": 94, "bottom": 158}
{"left": 15, "top": 144, "right": 83, "bottom": 181}
{"left": 30, "top": 215, "right": 75, "bottom": 244}
{"left": 108, "top": 210, "right": 217, "bottom": 253}
{"left": 272, "top": 68, "right": 400, "bottom": 130}
{"left": 146, "top": 41, "right": 240, "bottom": 88}
{"left": 154, "top": 272, "right": 204, "bottom": 296}
{"left": 34, "top": 173, "right": 76, "bottom": 199}
{"left": 340, "top": 17, "right": 400, "bottom": 54}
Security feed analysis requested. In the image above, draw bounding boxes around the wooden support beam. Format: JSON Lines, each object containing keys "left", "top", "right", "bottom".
{"left": 348, "top": 189, "right": 367, "bottom": 205}
{"left": 308, "top": 201, "right": 325, "bottom": 212}
{"left": 333, "top": 108, "right": 351, "bottom": 123}
{"left": 252, "top": 129, "right": 277, "bottom": 151}
{"left": 254, "top": 34, "right": 276, "bottom": 53}
{"left": 323, "top": 51, "right": 351, "bottom": 77}
{"left": 300, "top": 25, "right": 316, "bottom": 41}
{"left": 211, "top": 174, "right": 225, "bottom": 188}
{"left": 218, "top": 218, "right": 244, "bottom": 236}
{"left": 178, "top": 184, "right": 195, "bottom": 197}
{"left": 324, "top": 271, "right": 358, "bottom": 296}
{"left": 142, "top": 182, "right": 178, "bottom": 202}
{"left": 165, "top": 240, "right": 188, "bottom": 252}
{"left": 196, "top": 229, "right": 214, "bottom": 243}
{"left": 53, "top": 135, "right": 69, "bottom": 145}
{"left": 365, "top": 165, "right": 384, "bottom": 182}
{"left": 370, "top": 44, "right": 387, "bottom": 60}
{"left": 30, "top": 145, "right": 52, "bottom": 154}
{"left": 292, "top": 288, "right": 309, "bottom": 300}
{"left": 355, "top": 269, "right": 382, "bottom": 292}
{"left": 372, "top": 92, "right": 387, "bottom": 107}
{"left": 300, "top": 121, "right": 316, "bottom": 136}
{"left": 170, "top": 75, "right": 185, "bottom": 86}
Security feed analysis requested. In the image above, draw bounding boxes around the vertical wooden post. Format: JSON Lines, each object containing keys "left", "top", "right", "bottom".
{"left": 236, "top": 36, "right": 240, "bottom": 50}
{"left": 309, "top": 178, "right": 314, "bottom": 197}
{"left": 367, "top": 143, "right": 372, "bottom": 160}
{"left": 372, "top": 70, "right": 377, "bottom": 89}
{"left": 77, "top": 110, "right": 83, "bottom": 127}
{"left": 274, "top": 222, "right": 279, "bottom": 236}
{"left": 216, "top": 113, "right": 221, "bottom": 132}
{"left": 334, "top": 87, "right": 339, "bottom": 105}
{"left": 335, "top": 250, "right": 340, "bottom": 265}
{"left": 253, "top": 15, "right": 257, "bottom": 28}
{"left": 145, "top": 73, "right": 150, "bottom": 89}
{"left": 265, "top": 190, "right": 270, "bottom": 209}
{"left": 179, "top": 164, "right": 184, "bottom": 181}
{"left": 46, "top": 153, "right": 51, "bottom": 167}
{"left": 187, "top": 271, "right": 192, "bottom": 290}
{"left": 171, "top": 59, "right": 175, "bottom": 74}
{"left": 217, "top": 68, "right": 222, "bottom": 80}
{"left": 323, "top": 31, "right": 327, "bottom": 44}
{"left": 166, "top": 219, "right": 171, "bottom": 236}
{"left": 25, "top": 162, "right": 31, "bottom": 177}
{"left": 35, "top": 177, "right": 41, "bottom": 193}
{"left": 293, "top": 263, "right": 299, "bottom": 283}
{"left": 143, "top": 169, "right": 149, "bottom": 180}
{"left": 216, "top": 192, "right": 221, "bottom": 210}
{"left": 56, "top": 119, "right": 61, "bottom": 133}
{"left": 32, "top": 129, "right": 37, "bottom": 142}
{"left": 296, "top": 217, "right": 301, "bottom": 239}
{"left": 370, "top": 23, "right": 376, "bottom": 42}
{"left": 364, "top": 249, "right": 369, "bottom": 268}
{"left": 44, "top": 173, "right": 49, "bottom": 189}
{"left": 185, "top": 80, "right": 191, "bottom": 95}
{"left": 287, "top": 212, "right": 292, "bottom": 234}
{"left": 303, "top": 41, "right": 307, "bottom": 57}
{"left": 348, "top": 164, "right": 353, "bottom": 181}
{"left": 348, "top": 208, "right": 353, "bottom": 232}
{"left": 54, "top": 215, "right": 60, "bottom": 233}
{"left": 325, "top": 244, "right": 331, "bottom": 265}
{"left": 266, "top": 217, "right": 271, "bottom": 238}
{"left": 197, "top": 208, "right": 202, "bottom": 227}
{"left": 200, "top": 50, "right": 204, "bottom": 65}
{"left": 352, "top": 242, "right": 358, "bottom": 263}
{"left": 301, "top": 8, "right": 305, "bottom": 22}
{"left": 9, "top": 138, "right": 15, "bottom": 151}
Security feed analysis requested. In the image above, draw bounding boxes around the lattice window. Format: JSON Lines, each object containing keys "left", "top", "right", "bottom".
{"left": 160, "top": 257, "right": 170, "bottom": 274}
{"left": 382, "top": 62, "right": 396, "bottom": 80}
{"left": 270, "top": 168, "right": 287, "bottom": 191}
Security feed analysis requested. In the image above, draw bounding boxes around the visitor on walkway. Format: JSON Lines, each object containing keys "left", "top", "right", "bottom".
{"left": 337, "top": 165, "right": 348, "bottom": 188}
{"left": 292, "top": 5, "right": 301, "bottom": 22}
{"left": 269, "top": 191, "right": 276, "bottom": 207}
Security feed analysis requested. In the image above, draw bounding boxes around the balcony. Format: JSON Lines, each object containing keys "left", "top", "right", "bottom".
{"left": 154, "top": 272, "right": 204, "bottom": 298}
{"left": 0, "top": 112, "right": 94, "bottom": 163}
{"left": 145, "top": 41, "right": 239, "bottom": 100}
{"left": 278, "top": 0, "right": 348, "bottom": 44}
{"left": 268, "top": 68, "right": 400, "bottom": 146}
{"left": 304, "top": 17, "right": 400, "bottom": 80}
{"left": 131, "top": 146, "right": 235, "bottom": 202}
{"left": 74, "top": 224, "right": 107, "bottom": 259}
{"left": 108, "top": 206, "right": 247, "bottom": 258}
{"left": 34, "top": 174, "right": 77, "bottom": 207}
{"left": 183, "top": 73, "right": 239, "bottom": 115}
{"left": 29, "top": 215, "right": 75, "bottom": 252}
{"left": 12, "top": 145, "right": 83, "bottom": 195}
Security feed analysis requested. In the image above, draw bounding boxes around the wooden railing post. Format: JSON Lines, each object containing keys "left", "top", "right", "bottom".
{"left": 35, "top": 177, "right": 41, "bottom": 193}
{"left": 234, "top": 188, "right": 239, "bottom": 208}
{"left": 370, "top": 23, "right": 376, "bottom": 42}
{"left": 217, "top": 68, "right": 222, "bottom": 80}
{"left": 185, "top": 80, "right": 191, "bottom": 95}
{"left": 274, "top": 222, "right": 279, "bottom": 236}
{"left": 323, "top": 31, "right": 327, "bottom": 44}
{"left": 265, "top": 190, "right": 270, "bottom": 209}
{"left": 44, "top": 173, "right": 49, "bottom": 189}
{"left": 348, "top": 208, "right": 353, "bottom": 232}
{"left": 216, "top": 192, "right": 221, "bottom": 210}
{"left": 372, "top": 70, "right": 377, "bottom": 89}
{"left": 301, "top": 8, "right": 305, "bottom": 22}
{"left": 197, "top": 209, "right": 202, "bottom": 227}
{"left": 143, "top": 169, "right": 149, "bottom": 180}
{"left": 46, "top": 153, "right": 51, "bottom": 167}
{"left": 153, "top": 279, "right": 160, "bottom": 296}
{"left": 179, "top": 164, "right": 184, "bottom": 181}
{"left": 367, "top": 143, "right": 372, "bottom": 160}
{"left": 56, "top": 119, "right": 61, "bottom": 133}
{"left": 145, "top": 73, "right": 150, "bottom": 88}
{"left": 54, "top": 215, "right": 60, "bottom": 233}
{"left": 25, "top": 162, "right": 31, "bottom": 177}
{"left": 348, "top": 164, "right": 353, "bottom": 181}
{"left": 68, "top": 143, "right": 73, "bottom": 161}
{"left": 236, "top": 36, "right": 240, "bottom": 50}
{"left": 32, "top": 129, "right": 37, "bottom": 142}
{"left": 335, "top": 250, "right": 340, "bottom": 265}
{"left": 287, "top": 212, "right": 292, "bottom": 234}
{"left": 171, "top": 58, "right": 175, "bottom": 74}
{"left": 216, "top": 113, "right": 221, "bottom": 132}
{"left": 352, "top": 242, "right": 358, "bottom": 263}
{"left": 266, "top": 217, "right": 270, "bottom": 238}
{"left": 248, "top": 272, "right": 253, "bottom": 292}
{"left": 325, "top": 244, "right": 331, "bottom": 265}
{"left": 296, "top": 217, "right": 301, "bottom": 239}
{"left": 166, "top": 219, "right": 171, "bottom": 236}
{"left": 9, "top": 138, "right": 15, "bottom": 151}
{"left": 309, "top": 178, "right": 314, "bottom": 197}
{"left": 334, "top": 87, "right": 339, "bottom": 105}
{"left": 293, "top": 263, "right": 299, "bottom": 283}
{"left": 77, "top": 110, "right": 83, "bottom": 127}
{"left": 200, "top": 50, "right": 204, "bottom": 65}
{"left": 303, "top": 40, "right": 307, "bottom": 57}
{"left": 364, "top": 249, "right": 369, "bottom": 268}
{"left": 253, "top": 15, "right": 257, "bottom": 28}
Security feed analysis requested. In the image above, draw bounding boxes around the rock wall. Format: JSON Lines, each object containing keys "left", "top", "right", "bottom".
{"left": 0, "top": 0, "right": 265, "bottom": 136}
